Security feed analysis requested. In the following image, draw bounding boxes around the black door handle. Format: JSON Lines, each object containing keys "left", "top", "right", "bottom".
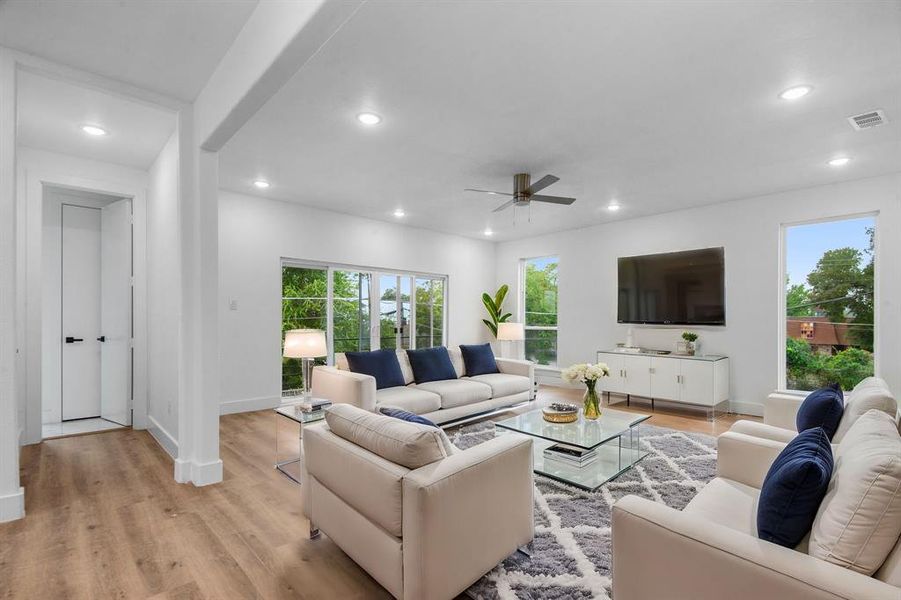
{"left": 65, "top": 337, "right": 84, "bottom": 344}
{"left": 97, "top": 336, "right": 106, "bottom": 342}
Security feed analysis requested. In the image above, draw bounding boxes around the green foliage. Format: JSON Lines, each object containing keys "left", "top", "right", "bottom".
{"left": 481, "top": 284, "right": 511, "bottom": 337}
{"left": 524, "top": 260, "right": 559, "bottom": 365}
{"left": 786, "top": 338, "right": 873, "bottom": 391}
{"left": 681, "top": 331, "right": 698, "bottom": 342}
{"left": 786, "top": 280, "right": 815, "bottom": 317}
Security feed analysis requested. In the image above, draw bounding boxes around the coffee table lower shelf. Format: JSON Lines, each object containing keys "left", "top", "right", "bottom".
{"left": 500, "top": 432, "right": 649, "bottom": 492}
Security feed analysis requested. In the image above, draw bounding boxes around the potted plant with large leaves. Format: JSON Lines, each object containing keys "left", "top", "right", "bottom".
{"left": 482, "top": 284, "right": 512, "bottom": 337}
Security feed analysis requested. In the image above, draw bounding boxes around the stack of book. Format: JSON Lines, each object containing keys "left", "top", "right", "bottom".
{"left": 543, "top": 443, "right": 598, "bottom": 468}
{"left": 298, "top": 398, "right": 331, "bottom": 414}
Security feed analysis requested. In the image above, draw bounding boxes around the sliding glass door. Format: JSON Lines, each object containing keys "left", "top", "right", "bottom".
{"left": 379, "top": 274, "right": 412, "bottom": 350}
{"left": 333, "top": 270, "right": 371, "bottom": 354}
{"left": 415, "top": 277, "right": 445, "bottom": 349}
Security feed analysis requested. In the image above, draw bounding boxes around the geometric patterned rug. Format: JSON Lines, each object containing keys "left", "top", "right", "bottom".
{"left": 449, "top": 421, "right": 718, "bottom": 600}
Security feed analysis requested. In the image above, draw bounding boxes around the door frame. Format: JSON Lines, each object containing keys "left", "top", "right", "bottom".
{"left": 19, "top": 166, "right": 148, "bottom": 443}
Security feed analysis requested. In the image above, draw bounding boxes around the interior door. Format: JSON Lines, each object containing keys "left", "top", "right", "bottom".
{"left": 100, "top": 199, "right": 132, "bottom": 425}
{"left": 649, "top": 357, "right": 681, "bottom": 401}
{"left": 61, "top": 204, "right": 102, "bottom": 420}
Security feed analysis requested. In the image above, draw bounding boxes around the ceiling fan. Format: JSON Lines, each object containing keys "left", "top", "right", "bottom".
{"left": 465, "top": 173, "right": 576, "bottom": 212}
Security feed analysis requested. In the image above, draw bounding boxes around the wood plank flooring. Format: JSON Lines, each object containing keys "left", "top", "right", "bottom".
{"left": 1, "top": 386, "right": 758, "bottom": 599}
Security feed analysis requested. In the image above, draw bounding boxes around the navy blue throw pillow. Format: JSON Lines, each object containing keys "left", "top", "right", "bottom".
{"left": 406, "top": 347, "right": 457, "bottom": 384}
{"left": 344, "top": 349, "right": 406, "bottom": 390}
{"left": 757, "top": 427, "right": 834, "bottom": 548}
{"left": 796, "top": 383, "right": 844, "bottom": 439}
{"left": 379, "top": 407, "right": 438, "bottom": 428}
{"left": 460, "top": 343, "right": 499, "bottom": 377}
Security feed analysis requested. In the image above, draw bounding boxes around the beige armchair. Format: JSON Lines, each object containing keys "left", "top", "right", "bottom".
{"left": 301, "top": 404, "right": 534, "bottom": 600}
{"left": 611, "top": 430, "right": 901, "bottom": 600}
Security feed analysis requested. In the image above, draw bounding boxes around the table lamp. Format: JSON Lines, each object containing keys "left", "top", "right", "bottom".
{"left": 497, "top": 322, "right": 525, "bottom": 359}
{"left": 283, "top": 329, "right": 327, "bottom": 398}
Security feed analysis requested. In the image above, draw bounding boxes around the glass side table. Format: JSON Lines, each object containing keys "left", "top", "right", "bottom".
{"left": 274, "top": 401, "right": 326, "bottom": 484}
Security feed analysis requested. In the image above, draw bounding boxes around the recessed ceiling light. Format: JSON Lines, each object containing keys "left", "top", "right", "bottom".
{"left": 393, "top": 209, "right": 405, "bottom": 218}
{"left": 827, "top": 156, "right": 851, "bottom": 167}
{"left": 356, "top": 112, "right": 382, "bottom": 125}
{"left": 778, "top": 85, "right": 812, "bottom": 101}
{"left": 607, "top": 202, "right": 621, "bottom": 212}
{"left": 483, "top": 228, "right": 494, "bottom": 236}
{"left": 253, "top": 179, "right": 271, "bottom": 189}
{"left": 81, "top": 124, "right": 108, "bottom": 136}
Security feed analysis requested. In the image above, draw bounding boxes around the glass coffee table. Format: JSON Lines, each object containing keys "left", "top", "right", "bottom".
{"left": 495, "top": 407, "right": 651, "bottom": 491}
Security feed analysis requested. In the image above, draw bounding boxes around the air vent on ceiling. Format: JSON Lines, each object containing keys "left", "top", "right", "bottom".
{"left": 847, "top": 109, "right": 888, "bottom": 131}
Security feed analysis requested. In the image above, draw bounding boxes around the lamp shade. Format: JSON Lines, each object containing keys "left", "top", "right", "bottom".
{"left": 497, "top": 322, "right": 525, "bottom": 341}
{"left": 283, "top": 329, "right": 327, "bottom": 358}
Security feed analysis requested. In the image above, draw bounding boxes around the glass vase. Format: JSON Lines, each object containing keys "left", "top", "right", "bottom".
{"left": 583, "top": 381, "right": 601, "bottom": 420}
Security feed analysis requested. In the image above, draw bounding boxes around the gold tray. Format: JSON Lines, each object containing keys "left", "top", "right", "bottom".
{"left": 542, "top": 408, "right": 578, "bottom": 423}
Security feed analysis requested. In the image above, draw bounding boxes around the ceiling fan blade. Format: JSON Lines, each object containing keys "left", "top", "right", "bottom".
{"left": 530, "top": 194, "right": 576, "bottom": 206}
{"left": 492, "top": 199, "right": 516, "bottom": 212}
{"left": 464, "top": 188, "right": 515, "bottom": 196}
{"left": 526, "top": 174, "right": 560, "bottom": 195}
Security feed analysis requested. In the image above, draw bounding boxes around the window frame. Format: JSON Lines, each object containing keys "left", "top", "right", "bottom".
{"left": 777, "top": 211, "right": 879, "bottom": 393}
{"left": 281, "top": 258, "right": 448, "bottom": 378}
{"left": 519, "top": 255, "right": 560, "bottom": 367}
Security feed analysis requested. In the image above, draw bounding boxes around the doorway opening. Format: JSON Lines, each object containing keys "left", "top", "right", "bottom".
{"left": 42, "top": 185, "right": 134, "bottom": 438}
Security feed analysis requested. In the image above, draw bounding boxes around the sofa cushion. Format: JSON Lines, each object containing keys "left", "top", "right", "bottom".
{"left": 796, "top": 383, "right": 844, "bottom": 439}
{"left": 345, "top": 349, "right": 406, "bottom": 390}
{"left": 467, "top": 373, "right": 531, "bottom": 398}
{"left": 460, "top": 343, "right": 500, "bottom": 376}
{"left": 325, "top": 404, "right": 449, "bottom": 469}
{"left": 810, "top": 409, "right": 901, "bottom": 576}
{"left": 376, "top": 386, "right": 442, "bottom": 415}
{"left": 757, "top": 427, "right": 834, "bottom": 548}
{"left": 417, "top": 378, "right": 492, "bottom": 409}
{"left": 395, "top": 349, "right": 415, "bottom": 385}
{"left": 832, "top": 377, "right": 896, "bottom": 443}
{"left": 684, "top": 477, "right": 760, "bottom": 536}
{"left": 447, "top": 346, "right": 465, "bottom": 378}
{"left": 406, "top": 346, "right": 458, "bottom": 384}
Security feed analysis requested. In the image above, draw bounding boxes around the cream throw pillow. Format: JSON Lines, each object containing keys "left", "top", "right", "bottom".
{"left": 809, "top": 409, "right": 901, "bottom": 575}
{"left": 832, "top": 377, "right": 897, "bottom": 443}
{"left": 325, "top": 403, "right": 450, "bottom": 469}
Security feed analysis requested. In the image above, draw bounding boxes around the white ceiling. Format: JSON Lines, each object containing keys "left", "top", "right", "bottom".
{"left": 0, "top": 0, "right": 258, "bottom": 101}
{"left": 219, "top": 1, "right": 901, "bottom": 241}
{"left": 17, "top": 70, "right": 176, "bottom": 170}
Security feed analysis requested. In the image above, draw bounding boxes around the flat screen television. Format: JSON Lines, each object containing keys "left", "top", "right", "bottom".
{"left": 617, "top": 247, "right": 725, "bottom": 325}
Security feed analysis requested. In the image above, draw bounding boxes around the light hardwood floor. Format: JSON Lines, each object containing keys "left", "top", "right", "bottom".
{"left": 1, "top": 387, "right": 758, "bottom": 599}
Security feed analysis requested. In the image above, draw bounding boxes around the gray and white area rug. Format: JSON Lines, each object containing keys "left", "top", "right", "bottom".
{"left": 448, "top": 422, "right": 718, "bottom": 600}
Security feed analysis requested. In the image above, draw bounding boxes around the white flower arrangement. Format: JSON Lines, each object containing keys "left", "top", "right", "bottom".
{"left": 561, "top": 362, "right": 611, "bottom": 385}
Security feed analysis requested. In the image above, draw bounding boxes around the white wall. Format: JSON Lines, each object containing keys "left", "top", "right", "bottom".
{"left": 146, "top": 133, "right": 179, "bottom": 456}
{"left": 218, "top": 190, "right": 497, "bottom": 413}
{"left": 495, "top": 174, "right": 901, "bottom": 416}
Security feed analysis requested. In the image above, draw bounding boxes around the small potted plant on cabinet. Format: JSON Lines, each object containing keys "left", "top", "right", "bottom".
{"left": 679, "top": 331, "right": 699, "bottom": 356}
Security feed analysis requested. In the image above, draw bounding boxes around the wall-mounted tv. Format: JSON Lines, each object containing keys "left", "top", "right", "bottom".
{"left": 617, "top": 247, "right": 725, "bottom": 325}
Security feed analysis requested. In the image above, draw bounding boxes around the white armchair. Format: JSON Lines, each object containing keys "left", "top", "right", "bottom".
{"left": 611, "top": 430, "right": 901, "bottom": 600}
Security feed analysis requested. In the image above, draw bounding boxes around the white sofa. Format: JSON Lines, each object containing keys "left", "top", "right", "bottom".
{"left": 612, "top": 377, "right": 901, "bottom": 600}
{"left": 311, "top": 347, "right": 534, "bottom": 425}
{"left": 301, "top": 404, "right": 534, "bottom": 600}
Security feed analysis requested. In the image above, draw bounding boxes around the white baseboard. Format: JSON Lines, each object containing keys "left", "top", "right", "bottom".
{"left": 220, "top": 395, "right": 279, "bottom": 415}
{"left": 174, "top": 458, "right": 223, "bottom": 487}
{"left": 147, "top": 415, "right": 178, "bottom": 459}
{"left": 0, "top": 487, "right": 25, "bottom": 522}
{"left": 729, "top": 401, "right": 764, "bottom": 417}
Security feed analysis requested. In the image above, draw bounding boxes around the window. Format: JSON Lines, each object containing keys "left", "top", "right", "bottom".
{"left": 281, "top": 265, "right": 328, "bottom": 393}
{"left": 522, "top": 256, "right": 559, "bottom": 366}
{"left": 281, "top": 261, "right": 447, "bottom": 393}
{"left": 783, "top": 216, "right": 875, "bottom": 391}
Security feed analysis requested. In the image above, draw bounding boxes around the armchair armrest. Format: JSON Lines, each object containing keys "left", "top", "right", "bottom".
{"left": 716, "top": 431, "right": 786, "bottom": 489}
{"left": 612, "top": 495, "right": 897, "bottom": 600}
{"left": 764, "top": 392, "right": 804, "bottom": 430}
{"left": 402, "top": 435, "right": 534, "bottom": 600}
{"left": 311, "top": 366, "right": 376, "bottom": 412}
{"left": 496, "top": 357, "right": 534, "bottom": 379}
